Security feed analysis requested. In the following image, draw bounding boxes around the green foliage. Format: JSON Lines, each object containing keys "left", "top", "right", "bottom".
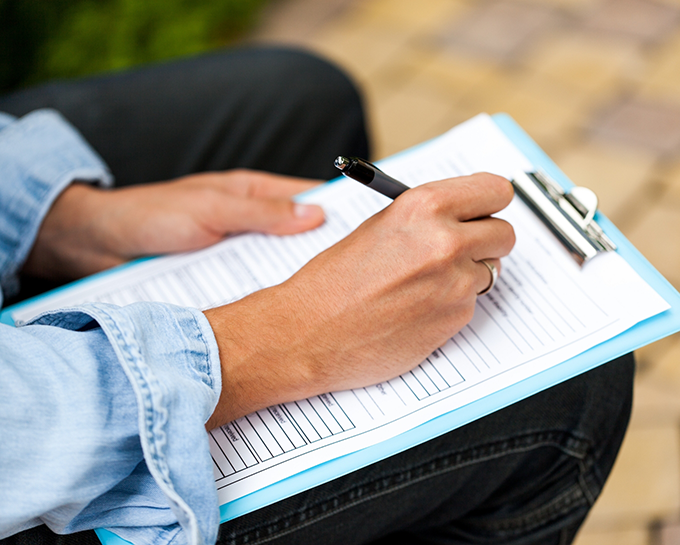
{"left": 0, "top": 0, "right": 270, "bottom": 93}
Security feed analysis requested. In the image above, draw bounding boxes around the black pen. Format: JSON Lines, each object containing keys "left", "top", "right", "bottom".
{"left": 334, "top": 156, "right": 410, "bottom": 199}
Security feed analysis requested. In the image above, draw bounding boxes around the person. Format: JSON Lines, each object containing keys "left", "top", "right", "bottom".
{"left": 0, "top": 47, "right": 634, "bottom": 545}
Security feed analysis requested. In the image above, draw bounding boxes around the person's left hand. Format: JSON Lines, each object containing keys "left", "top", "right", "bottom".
{"left": 23, "top": 170, "right": 325, "bottom": 281}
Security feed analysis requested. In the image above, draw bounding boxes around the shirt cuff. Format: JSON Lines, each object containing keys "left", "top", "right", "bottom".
{"left": 0, "top": 109, "right": 113, "bottom": 300}
{"left": 0, "top": 112, "right": 15, "bottom": 130}
{"left": 31, "top": 302, "right": 223, "bottom": 545}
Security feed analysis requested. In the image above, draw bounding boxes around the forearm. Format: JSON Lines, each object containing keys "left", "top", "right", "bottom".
{"left": 0, "top": 109, "right": 112, "bottom": 300}
{"left": 204, "top": 285, "right": 316, "bottom": 429}
{"left": 22, "top": 183, "right": 124, "bottom": 280}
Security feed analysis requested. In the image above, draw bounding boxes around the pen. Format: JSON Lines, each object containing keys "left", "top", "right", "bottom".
{"left": 334, "top": 156, "right": 410, "bottom": 199}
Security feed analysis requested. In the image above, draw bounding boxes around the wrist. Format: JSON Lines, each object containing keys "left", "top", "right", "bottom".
{"left": 204, "top": 286, "right": 316, "bottom": 429}
{"left": 22, "top": 183, "right": 122, "bottom": 280}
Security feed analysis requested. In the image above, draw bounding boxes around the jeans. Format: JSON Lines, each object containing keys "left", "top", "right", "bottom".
{"left": 215, "top": 355, "right": 633, "bottom": 545}
{"left": 0, "top": 47, "right": 634, "bottom": 545}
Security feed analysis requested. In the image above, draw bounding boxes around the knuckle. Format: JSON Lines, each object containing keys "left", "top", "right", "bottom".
{"left": 197, "top": 185, "right": 220, "bottom": 201}
{"left": 407, "top": 185, "right": 445, "bottom": 216}
{"left": 425, "top": 228, "right": 463, "bottom": 264}
{"left": 228, "top": 169, "right": 259, "bottom": 196}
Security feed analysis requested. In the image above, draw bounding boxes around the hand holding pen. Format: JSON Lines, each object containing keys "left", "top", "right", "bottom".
{"left": 335, "top": 155, "right": 501, "bottom": 296}
{"left": 206, "top": 168, "right": 514, "bottom": 425}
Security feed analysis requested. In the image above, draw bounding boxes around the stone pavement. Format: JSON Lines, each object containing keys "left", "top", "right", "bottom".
{"left": 250, "top": 0, "right": 680, "bottom": 543}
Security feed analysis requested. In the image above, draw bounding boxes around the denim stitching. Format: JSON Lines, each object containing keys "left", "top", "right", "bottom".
{"left": 578, "top": 459, "right": 597, "bottom": 506}
{"left": 93, "top": 306, "right": 201, "bottom": 543}
{"left": 468, "top": 484, "right": 587, "bottom": 536}
{"left": 186, "top": 309, "right": 221, "bottom": 422}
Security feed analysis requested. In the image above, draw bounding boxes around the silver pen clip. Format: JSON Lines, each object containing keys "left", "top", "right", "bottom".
{"left": 511, "top": 171, "right": 616, "bottom": 266}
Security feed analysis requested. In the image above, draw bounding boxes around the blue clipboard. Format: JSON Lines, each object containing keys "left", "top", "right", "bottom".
{"left": 213, "top": 114, "right": 680, "bottom": 522}
{"left": 5, "top": 114, "right": 680, "bottom": 545}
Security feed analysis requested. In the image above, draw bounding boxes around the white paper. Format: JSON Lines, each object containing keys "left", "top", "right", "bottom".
{"left": 11, "top": 114, "right": 669, "bottom": 506}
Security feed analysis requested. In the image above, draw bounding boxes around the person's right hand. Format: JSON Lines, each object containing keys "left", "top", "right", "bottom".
{"left": 205, "top": 173, "right": 515, "bottom": 428}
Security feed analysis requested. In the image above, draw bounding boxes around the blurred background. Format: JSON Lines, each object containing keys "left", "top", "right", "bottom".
{"left": 0, "top": 0, "right": 270, "bottom": 92}
{"left": 3, "top": 0, "right": 680, "bottom": 543}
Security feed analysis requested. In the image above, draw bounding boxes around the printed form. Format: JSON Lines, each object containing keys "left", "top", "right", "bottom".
{"left": 11, "top": 114, "right": 669, "bottom": 506}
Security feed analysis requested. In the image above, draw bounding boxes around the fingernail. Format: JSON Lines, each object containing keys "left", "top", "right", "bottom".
{"left": 294, "top": 203, "right": 319, "bottom": 219}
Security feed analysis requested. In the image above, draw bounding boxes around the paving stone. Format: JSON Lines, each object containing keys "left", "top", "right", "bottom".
{"left": 573, "top": 526, "right": 648, "bottom": 545}
{"left": 580, "top": 0, "right": 680, "bottom": 44}
{"left": 306, "top": 22, "right": 413, "bottom": 82}
{"left": 523, "top": 31, "right": 645, "bottom": 96}
{"left": 626, "top": 200, "right": 680, "bottom": 289}
{"left": 658, "top": 159, "right": 680, "bottom": 202}
{"left": 657, "top": 519, "right": 680, "bottom": 545}
{"left": 553, "top": 142, "right": 655, "bottom": 218}
{"left": 637, "top": 333, "right": 680, "bottom": 376}
{"left": 525, "top": 0, "right": 596, "bottom": 9}
{"left": 452, "top": 67, "right": 518, "bottom": 113}
{"left": 405, "top": 49, "right": 501, "bottom": 98}
{"left": 353, "top": 0, "right": 469, "bottom": 33}
{"left": 464, "top": 73, "right": 589, "bottom": 146}
{"left": 639, "top": 32, "right": 680, "bottom": 105}
{"left": 630, "top": 373, "right": 680, "bottom": 425}
{"left": 587, "top": 424, "right": 680, "bottom": 522}
{"left": 360, "top": 47, "right": 500, "bottom": 111}
{"left": 435, "top": 0, "right": 566, "bottom": 62}
{"left": 589, "top": 99, "right": 680, "bottom": 156}
{"left": 521, "top": 0, "right": 599, "bottom": 11}
{"left": 249, "top": 0, "right": 354, "bottom": 43}
{"left": 646, "top": 333, "right": 680, "bottom": 391}
{"left": 370, "top": 78, "right": 463, "bottom": 159}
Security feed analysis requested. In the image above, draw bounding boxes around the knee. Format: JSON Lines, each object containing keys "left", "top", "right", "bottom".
{"left": 263, "top": 48, "right": 366, "bottom": 119}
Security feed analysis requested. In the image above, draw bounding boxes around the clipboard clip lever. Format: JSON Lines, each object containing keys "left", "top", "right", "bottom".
{"left": 511, "top": 171, "right": 617, "bottom": 266}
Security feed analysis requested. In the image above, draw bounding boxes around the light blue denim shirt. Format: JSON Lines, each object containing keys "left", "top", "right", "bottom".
{"left": 0, "top": 110, "right": 223, "bottom": 545}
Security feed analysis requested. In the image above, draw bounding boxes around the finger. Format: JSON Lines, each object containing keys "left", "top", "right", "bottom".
{"left": 460, "top": 217, "right": 516, "bottom": 261}
{"left": 474, "top": 258, "right": 501, "bottom": 296}
{"left": 209, "top": 170, "right": 324, "bottom": 199}
{"left": 417, "top": 173, "right": 514, "bottom": 222}
{"left": 245, "top": 172, "right": 325, "bottom": 199}
{"left": 206, "top": 195, "right": 325, "bottom": 236}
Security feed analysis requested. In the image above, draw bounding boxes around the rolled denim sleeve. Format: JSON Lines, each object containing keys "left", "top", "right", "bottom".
{"left": 0, "top": 108, "right": 223, "bottom": 545}
{"left": 0, "top": 109, "right": 112, "bottom": 301}
{"left": 0, "top": 302, "right": 222, "bottom": 545}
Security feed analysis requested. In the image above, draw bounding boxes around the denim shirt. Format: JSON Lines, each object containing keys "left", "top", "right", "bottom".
{"left": 0, "top": 110, "right": 223, "bottom": 545}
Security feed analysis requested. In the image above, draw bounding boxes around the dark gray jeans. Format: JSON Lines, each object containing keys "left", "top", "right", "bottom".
{"left": 0, "top": 47, "right": 634, "bottom": 545}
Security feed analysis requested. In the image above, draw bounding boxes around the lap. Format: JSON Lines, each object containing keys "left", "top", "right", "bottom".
{"left": 0, "top": 48, "right": 634, "bottom": 545}
{"left": 218, "top": 353, "right": 634, "bottom": 545}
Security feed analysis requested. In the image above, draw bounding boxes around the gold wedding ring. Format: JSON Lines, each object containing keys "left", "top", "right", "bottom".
{"left": 477, "top": 259, "right": 498, "bottom": 296}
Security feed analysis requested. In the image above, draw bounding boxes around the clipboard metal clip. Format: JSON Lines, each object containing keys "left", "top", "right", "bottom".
{"left": 511, "top": 170, "right": 617, "bottom": 266}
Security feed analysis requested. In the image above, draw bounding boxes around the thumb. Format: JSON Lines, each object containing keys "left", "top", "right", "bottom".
{"left": 216, "top": 197, "right": 325, "bottom": 236}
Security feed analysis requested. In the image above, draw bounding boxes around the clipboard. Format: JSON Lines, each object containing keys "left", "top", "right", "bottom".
{"left": 207, "top": 112, "right": 680, "bottom": 522}
{"left": 3, "top": 114, "right": 680, "bottom": 545}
